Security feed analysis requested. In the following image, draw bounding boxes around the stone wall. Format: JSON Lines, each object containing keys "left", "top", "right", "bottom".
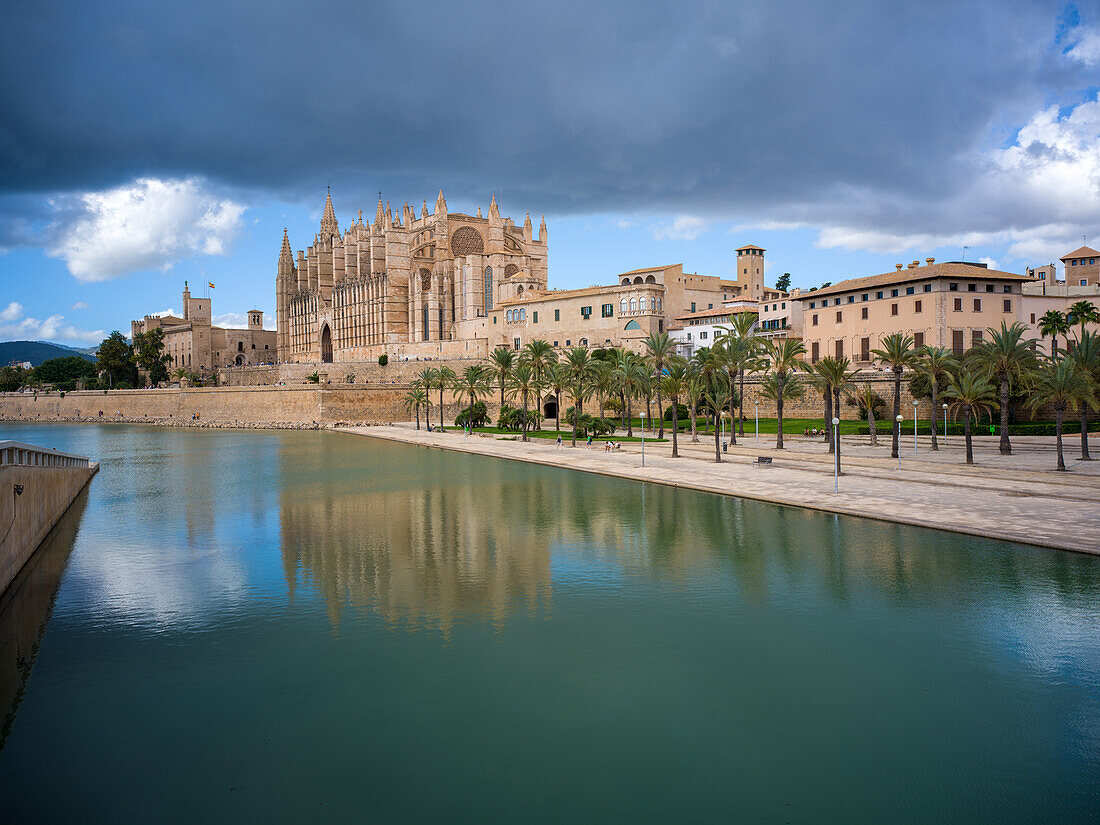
{"left": 0, "top": 459, "right": 97, "bottom": 594}
{"left": 219, "top": 357, "right": 486, "bottom": 387}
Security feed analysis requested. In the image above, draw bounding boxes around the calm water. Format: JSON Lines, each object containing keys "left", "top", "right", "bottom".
{"left": 0, "top": 424, "right": 1098, "bottom": 823}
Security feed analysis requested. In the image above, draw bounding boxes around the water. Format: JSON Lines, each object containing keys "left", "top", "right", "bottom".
{"left": 0, "top": 423, "right": 1097, "bottom": 823}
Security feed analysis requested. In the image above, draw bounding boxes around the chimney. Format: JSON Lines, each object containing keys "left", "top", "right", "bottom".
{"left": 908, "top": 260, "right": 919, "bottom": 269}
{"left": 925, "top": 257, "right": 935, "bottom": 266}
{"left": 896, "top": 264, "right": 903, "bottom": 271}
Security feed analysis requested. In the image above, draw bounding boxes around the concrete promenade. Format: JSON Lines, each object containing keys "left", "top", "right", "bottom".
{"left": 341, "top": 424, "right": 1100, "bottom": 556}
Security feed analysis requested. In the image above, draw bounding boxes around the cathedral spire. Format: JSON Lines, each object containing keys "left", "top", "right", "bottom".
{"left": 539, "top": 215, "right": 547, "bottom": 242}
{"left": 320, "top": 187, "right": 339, "bottom": 238}
{"left": 279, "top": 227, "right": 293, "bottom": 262}
{"left": 436, "top": 189, "right": 447, "bottom": 213}
{"left": 421, "top": 200, "right": 428, "bottom": 219}
{"left": 375, "top": 193, "right": 385, "bottom": 226}
{"left": 488, "top": 194, "right": 500, "bottom": 220}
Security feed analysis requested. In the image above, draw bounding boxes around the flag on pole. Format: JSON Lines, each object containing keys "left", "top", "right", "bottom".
{"left": 208, "top": 282, "right": 215, "bottom": 289}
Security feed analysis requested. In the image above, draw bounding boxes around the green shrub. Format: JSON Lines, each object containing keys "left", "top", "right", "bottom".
{"left": 378, "top": 353, "right": 388, "bottom": 366}
{"left": 455, "top": 401, "right": 490, "bottom": 428}
{"left": 497, "top": 404, "right": 542, "bottom": 431}
{"left": 855, "top": 420, "right": 1100, "bottom": 436}
{"left": 306, "top": 372, "right": 320, "bottom": 384}
{"left": 663, "top": 402, "right": 689, "bottom": 422}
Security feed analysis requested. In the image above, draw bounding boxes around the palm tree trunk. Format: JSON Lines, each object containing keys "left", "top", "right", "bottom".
{"left": 1056, "top": 408, "right": 1065, "bottom": 471}
{"left": 964, "top": 406, "right": 973, "bottom": 464}
{"left": 738, "top": 369, "right": 746, "bottom": 436}
{"left": 867, "top": 405, "right": 876, "bottom": 446}
{"left": 930, "top": 380, "right": 939, "bottom": 451}
{"left": 556, "top": 390, "right": 562, "bottom": 433}
{"left": 776, "top": 371, "right": 786, "bottom": 449}
{"left": 714, "top": 407, "right": 722, "bottom": 462}
{"left": 415, "top": 406, "right": 420, "bottom": 430}
{"left": 500, "top": 379, "right": 505, "bottom": 409}
{"left": 521, "top": 389, "right": 529, "bottom": 442}
{"left": 626, "top": 396, "right": 634, "bottom": 437}
{"left": 824, "top": 389, "right": 834, "bottom": 454}
{"left": 440, "top": 386, "right": 445, "bottom": 429}
{"left": 657, "top": 385, "right": 665, "bottom": 439}
{"left": 570, "top": 388, "right": 578, "bottom": 447}
{"left": 999, "top": 375, "right": 1011, "bottom": 455}
{"left": 690, "top": 403, "right": 699, "bottom": 443}
{"left": 727, "top": 372, "right": 737, "bottom": 444}
{"left": 671, "top": 402, "right": 679, "bottom": 457}
{"left": 833, "top": 387, "right": 842, "bottom": 472}
{"left": 1080, "top": 407, "right": 1091, "bottom": 460}
{"left": 891, "top": 368, "right": 901, "bottom": 458}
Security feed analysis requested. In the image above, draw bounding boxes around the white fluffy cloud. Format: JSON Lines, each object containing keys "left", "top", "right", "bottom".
{"left": 70, "top": 300, "right": 89, "bottom": 310}
{"left": 46, "top": 177, "right": 245, "bottom": 282}
{"left": 652, "top": 215, "right": 708, "bottom": 241}
{"left": 1066, "top": 25, "right": 1100, "bottom": 67}
{"left": 212, "top": 312, "right": 275, "bottom": 331}
{"left": 0, "top": 301, "right": 104, "bottom": 343}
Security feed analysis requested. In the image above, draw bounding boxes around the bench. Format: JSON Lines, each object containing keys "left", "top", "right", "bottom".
{"left": 751, "top": 456, "right": 773, "bottom": 469}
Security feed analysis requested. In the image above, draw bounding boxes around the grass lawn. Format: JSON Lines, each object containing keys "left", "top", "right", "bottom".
{"left": 437, "top": 425, "right": 666, "bottom": 443}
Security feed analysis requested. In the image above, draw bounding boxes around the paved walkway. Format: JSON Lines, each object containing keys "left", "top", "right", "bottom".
{"left": 339, "top": 424, "right": 1100, "bottom": 556}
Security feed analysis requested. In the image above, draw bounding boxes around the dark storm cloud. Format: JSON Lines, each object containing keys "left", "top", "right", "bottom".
{"left": 0, "top": 0, "right": 1087, "bottom": 216}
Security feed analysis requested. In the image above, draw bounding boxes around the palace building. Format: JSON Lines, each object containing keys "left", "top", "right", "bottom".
{"left": 277, "top": 190, "right": 773, "bottom": 362}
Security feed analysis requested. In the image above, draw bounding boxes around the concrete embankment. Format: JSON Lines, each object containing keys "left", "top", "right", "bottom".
{"left": 0, "top": 442, "right": 98, "bottom": 594}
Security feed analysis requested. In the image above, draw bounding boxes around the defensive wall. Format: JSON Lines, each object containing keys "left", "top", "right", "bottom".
{"left": 0, "top": 442, "right": 98, "bottom": 595}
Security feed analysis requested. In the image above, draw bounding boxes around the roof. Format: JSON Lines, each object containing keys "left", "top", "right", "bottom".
{"left": 674, "top": 306, "right": 757, "bottom": 322}
{"left": 496, "top": 281, "right": 663, "bottom": 306}
{"left": 736, "top": 244, "right": 765, "bottom": 251}
{"left": 795, "top": 261, "right": 1031, "bottom": 301}
{"left": 1060, "top": 246, "right": 1099, "bottom": 261}
{"left": 616, "top": 264, "right": 679, "bottom": 276}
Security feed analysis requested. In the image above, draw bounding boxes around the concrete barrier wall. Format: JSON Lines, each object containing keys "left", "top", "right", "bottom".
{"left": 0, "top": 459, "right": 97, "bottom": 594}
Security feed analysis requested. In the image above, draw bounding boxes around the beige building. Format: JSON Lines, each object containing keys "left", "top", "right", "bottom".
{"left": 1061, "top": 245, "right": 1100, "bottom": 287}
{"left": 131, "top": 282, "right": 275, "bottom": 377}
{"left": 796, "top": 259, "right": 1033, "bottom": 364}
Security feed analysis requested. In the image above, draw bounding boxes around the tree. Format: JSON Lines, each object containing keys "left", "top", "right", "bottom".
{"left": 133, "top": 327, "right": 171, "bottom": 386}
{"left": 612, "top": 350, "right": 647, "bottom": 437}
{"left": 544, "top": 362, "right": 568, "bottom": 432}
{"left": 1067, "top": 330, "right": 1100, "bottom": 460}
{"left": 97, "top": 331, "right": 138, "bottom": 389}
{"left": 488, "top": 347, "right": 516, "bottom": 408}
{"left": 775, "top": 272, "right": 791, "bottom": 292}
{"left": 872, "top": 333, "right": 920, "bottom": 459}
{"left": 507, "top": 360, "right": 542, "bottom": 442}
{"left": 814, "top": 356, "right": 859, "bottom": 469}
{"left": 523, "top": 340, "right": 556, "bottom": 429}
{"left": 1068, "top": 300, "right": 1100, "bottom": 340}
{"left": 403, "top": 388, "right": 427, "bottom": 430}
{"left": 690, "top": 346, "right": 724, "bottom": 440}
{"left": 764, "top": 338, "right": 807, "bottom": 448}
{"left": 760, "top": 372, "right": 806, "bottom": 447}
{"left": 453, "top": 365, "right": 491, "bottom": 422}
{"left": 685, "top": 374, "right": 704, "bottom": 443}
{"left": 660, "top": 359, "right": 687, "bottom": 457}
{"left": 702, "top": 372, "right": 731, "bottom": 462}
{"left": 0, "top": 365, "right": 27, "bottom": 392}
{"left": 718, "top": 312, "right": 759, "bottom": 435}
{"left": 802, "top": 361, "right": 833, "bottom": 452}
{"left": 1038, "top": 309, "right": 1070, "bottom": 357}
{"left": 945, "top": 370, "right": 998, "bottom": 465}
{"left": 915, "top": 346, "right": 957, "bottom": 451}
{"left": 563, "top": 347, "right": 595, "bottom": 447}
{"left": 32, "top": 356, "right": 97, "bottom": 391}
{"left": 1025, "top": 359, "right": 1095, "bottom": 471}
{"left": 415, "top": 368, "right": 435, "bottom": 424}
{"left": 848, "top": 382, "right": 883, "bottom": 446}
{"left": 643, "top": 331, "right": 675, "bottom": 439}
{"left": 435, "top": 365, "right": 456, "bottom": 429}
{"left": 971, "top": 321, "right": 1038, "bottom": 455}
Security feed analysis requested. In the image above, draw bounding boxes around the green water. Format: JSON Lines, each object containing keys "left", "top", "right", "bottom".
{"left": 0, "top": 424, "right": 1097, "bottom": 823}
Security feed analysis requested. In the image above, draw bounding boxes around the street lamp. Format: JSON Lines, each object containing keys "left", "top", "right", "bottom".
{"left": 640, "top": 410, "right": 646, "bottom": 467}
{"left": 942, "top": 402, "right": 949, "bottom": 446}
{"left": 895, "top": 414, "right": 904, "bottom": 469}
{"left": 913, "top": 400, "right": 919, "bottom": 456}
{"left": 832, "top": 416, "right": 840, "bottom": 494}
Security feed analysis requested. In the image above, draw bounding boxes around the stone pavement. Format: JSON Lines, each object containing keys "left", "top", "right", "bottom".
{"left": 340, "top": 424, "right": 1100, "bottom": 556}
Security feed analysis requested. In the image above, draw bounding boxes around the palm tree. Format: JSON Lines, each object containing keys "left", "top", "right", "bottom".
{"left": 685, "top": 374, "right": 704, "bottom": 443}
{"left": 523, "top": 339, "right": 556, "bottom": 428}
{"left": 872, "top": 333, "right": 920, "bottom": 459}
{"left": 971, "top": 321, "right": 1038, "bottom": 455}
{"left": 592, "top": 357, "right": 614, "bottom": 419}
{"left": 848, "top": 382, "right": 882, "bottom": 446}
{"left": 718, "top": 312, "right": 759, "bottom": 436}
{"left": 613, "top": 351, "right": 647, "bottom": 437}
{"left": 508, "top": 360, "right": 542, "bottom": 442}
{"left": 453, "top": 365, "right": 490, "bottom": 423}
{"left": 1068, "top": 300, "right": 1100, "bottom": 341}
{"left": 415, "top": 367, "right": 435, "bottom": 425}
{"left": 764, "top": 338, "right": 807, "bottom": 449}
{"left": 435, "top": 365, "right": 456, "bottom": 429}
{"left": 1038, "top": 309, "right": 1070, "bottom": 358}
{"left": 1025, "top": 359, "right": 1096, "bottom": 471}
{"left": 944, "top": 370, "right": 998, "bottom": 465}
{"left": 815, "top": 356, "right": 859, "bottom": 470}
{"left": 563, "top": 347, "right": 595, "bottom": 447}
{"left": 403, "top": 388, "right": 427, "bottom": 430}
{"left": 690, "top": 346, "right": 724, "bottom": 439}
{"left": 643, "top": 331, "right": 675, "bottom": 439}
{"left": 803, "top": 360, "right": 834, "bottom": 452}
{"left": 660, "top": 360, "right": 687, "bottom": 457}
{"left": 488, "top": 347, "right": 516, "bottom": 408}
{"left": 702, "top": 373, "right": 731, "bottom": 462}
{"left": 544, "top": 362, "right": 568, "bottom": 433}
{"left": 1067, "top": 330, "right": 1100, "bottom": 460}
{"left": 916, "top": 346, "right": 957, "bottom": 451}
{"left": 760, "top": 371, "right": 806, "bottom": 448}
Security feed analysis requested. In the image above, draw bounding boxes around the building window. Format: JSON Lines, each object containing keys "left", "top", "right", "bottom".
{"left": 566, "top": 339, "right": 571, "bottom": 346}
{"left": 835, "top": 339, "right": 844, "bottom": 359}
{"left": 861, "top": 307, "right": 868, "bottom": 320}
{"left": 972, "top": 330, "right": 983, "bottom": 346}
{"left": 237, "top": 341, "right": 243, "bottom": 352}
{"left": 484, "top": 266, "right": 494, "bottom": 311}
{"left": 1003, "top": 299, "right": 1011, "bottom": 313}
{"left": 973, "top": 298, "right": 982, "bottom": 312}
{"left": 949, "top": 283, "right": 958, "bottom": 291}
{"left": 811, "top": 342, "right": 820, "bottom": 362}
{"left": 891, "top": 289, "right": 899, "bottom": 298}
{"left": 860, "top": 337, "right": 870, "bottom": 361}
{"left": 924, "top": 284, "right": 932, "bottom": 292}
{"left": 555, "top": 309, "right": 560, "bottom": 321}
{"left": 690, "top": 302, "right": 696, "bottom": 312}
{"left": 533, "top": 311, "right": 539, "bottom": 323}
{"left": 861, "top": 293, "right": 868, "bottom": 302}
{"left": 848, "top": 296, "right": 855, "bottom": 303}
{"left": 809, "top": 302, "right": 816, "bottom": 309}
{"left": 519, "top": 308, "right": 526, "bottom": 321}
{"left": 835, "top": 298, "right": 842, "bottom": 306}
{"left": 876, "top": 291, "right": 884, "bottom": 300}
{"left": 700, "top": 331, "right": 708, "bottom": 339}
{"left": 891, "top": 304, "right": 898, "bottom": 316}
{"left": 514, "top": 338, "right": 521, "bottom": 350}
{"left": 968, "top": 284, "right": 977, "bottom": 292}
{"left": 581, "top": 306, "right": 591, "bottom": 319}
{"left": 812, "top": 314, "right": 819, "bottom": 326}
{"left": 1082, "top": 279, "right": 1088, "bottom": 286}
{"left": 914, "top": 331, "right": 924, "bottom": 348}
{"left": 1003, "top": 285, "right": 1012, "bottom": 293}
{"left": 602, "top": 303, "right": 614, "bottom": 317}
{"left": 906, "top": 286, "right": 915, "bottom": 295}
{"left": 1030, "top": 313, "right": 1036, "bottom": 324}
{"left": 952, "top": 330, "right": 964, "bottom": 355}
{"left": 651, "top": 298, "right": 657, "bottom": 311}
{"left": 553, "top": 341, "right": 559, "bottom": 347}
{"left": 629, "top": 298, "right": 637, "bottom": 313}
{"left": 835, "top": 310, "right": 842, "bottom": 323}
{"left": 985, "top": 284, "right": 994, "bottom": 293}
{"left": 914, "top": 300, "right": 922, "bottom": 313}
{"left": 954, "top": 298, "right": 962, "bottom": 312}
{"left": 1071, "top": 259, "right": 1077, "bottom": 266}
{"left": 620, "top": 298, "right": 628, "bottom": 314}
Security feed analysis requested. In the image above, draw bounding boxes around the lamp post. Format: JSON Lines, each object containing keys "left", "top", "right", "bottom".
{"left": 832, "top": 416, "right": 840, "bottom": 494}
{"left": 895, "top": 414, "right": 904, "bottom": 470}
{"left": 913, "top": 400, "right": 918, "bottom": 456}
{"left": 640, "top": 410, "right": 646, "bottom": 468}
{"left": 942, "top": 403, "right": 949, "bottom": 447}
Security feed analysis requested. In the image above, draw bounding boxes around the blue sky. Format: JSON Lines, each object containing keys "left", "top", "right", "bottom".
{"left": 2, "top": 1, "right": 1100, "bottom": 346}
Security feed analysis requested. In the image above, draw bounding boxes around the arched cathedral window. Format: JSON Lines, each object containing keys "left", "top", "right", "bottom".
{"left": 484, "top": 267, "right": 494, "bottom": 311}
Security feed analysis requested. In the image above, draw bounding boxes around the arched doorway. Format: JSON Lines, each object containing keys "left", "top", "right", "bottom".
{"left": 235, "top": 354, "right": 244, "bottom": 366}
{"left": 320, "top": 324, "right": 333, "bottom": 363}
{"left": 543, "top": 399, "right": 558, "bottom": 420}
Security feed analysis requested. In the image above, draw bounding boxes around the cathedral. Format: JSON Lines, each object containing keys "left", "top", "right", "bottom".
{"left": 276, "top": 190, "right": 548, "bottom": 363}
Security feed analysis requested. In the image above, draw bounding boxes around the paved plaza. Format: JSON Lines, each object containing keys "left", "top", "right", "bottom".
{"left": 343, "top": 423, "right": 1100, "bottom": 556}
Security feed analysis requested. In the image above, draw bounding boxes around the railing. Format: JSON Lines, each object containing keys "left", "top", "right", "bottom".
{"left": 0, "top": 441, "right": 91, "bottom": 469}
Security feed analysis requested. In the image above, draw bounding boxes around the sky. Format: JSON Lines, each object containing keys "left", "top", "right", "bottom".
{"left": 1, "top": 0, "right": 1100, "bottom": 346}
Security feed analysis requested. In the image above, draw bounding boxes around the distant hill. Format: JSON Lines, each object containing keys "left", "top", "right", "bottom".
{"left": 0, "top": 340, "right": 97, "bottom": 367}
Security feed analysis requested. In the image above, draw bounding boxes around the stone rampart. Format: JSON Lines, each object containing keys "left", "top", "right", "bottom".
{"left": 0, "top": 443, "right": 97, "bottom": 594}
